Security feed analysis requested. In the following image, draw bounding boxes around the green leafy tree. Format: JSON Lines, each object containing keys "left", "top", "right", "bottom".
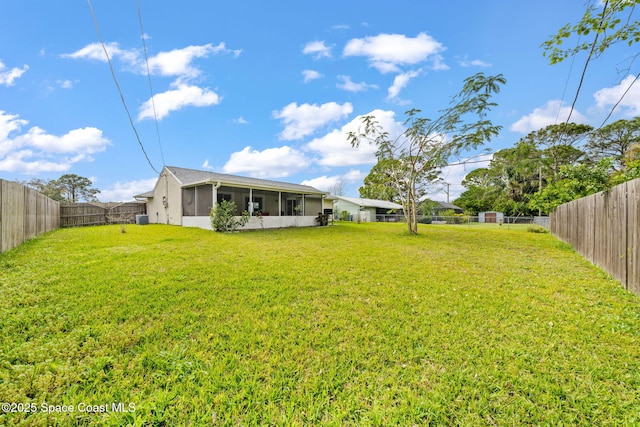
{"left": 27, "top": 174, "right": 99, "bottom": 202}
{"left": 587, "top": 117, "right": 640, "bottom": 169}
{"left": 529, "top": 158, "right": 614, "bottom": 214}
{"left": 348, "top": 72, "right": 506, "bottom": 234}
{"left": 359, "top": 159, "right": 404, "bottom": 202}
{"left": 418, "top": 198, "right": 440, "bottom": 216}
{"left": 56, "top": 174, "right": 100, "bottom": 203}
{"left": 454, "top": 168, "right": 501, "bottom": 214}
{"left": 488, "top": 142, "right": 543, "bottom": 216}
{"left": 521, "top": 123, "right": 591, "bottom": 181}
{"left": 612, "top": 157, "right": 640, "bottom": 184}
{"left": 210, "top": 200, "right": 250, "bottom": 232}
{"left": 26, "top": 178, "right": 64, "bottom": 201}
{"left": 542, "top": 0, "right": 640, "bottom": 65}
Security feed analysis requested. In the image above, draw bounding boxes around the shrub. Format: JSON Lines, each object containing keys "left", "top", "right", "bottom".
{"left": 527, "top": 225, "right": 549, "bottom": 234}
{"left": 210, "top": 200, "right": 250, "bottom": 232}
{"left": 418, "top": 216, "right": 432, "bottom": 224}
{"left": 316, "top": 213, "right": 330, "bottom": 226}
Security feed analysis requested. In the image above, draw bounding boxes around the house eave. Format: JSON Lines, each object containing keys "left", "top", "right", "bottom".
{"left": 181, "top": 179, "right": 326, "bottom": 196}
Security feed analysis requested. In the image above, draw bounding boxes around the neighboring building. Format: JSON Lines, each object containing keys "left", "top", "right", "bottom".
{"left": 136, "top": 166, "right": 327, "bottom": 230}
{"left": 323, "top": 195, "right": 336, "bottom": 215}
{"left": 333, "top": 196, "right": 403, "bottom": 222}
{"left": 429, "top": 201, "right": 464, "bottom": 215}
{"left": 479, "top": 211, "right": 504, "bottom": 224}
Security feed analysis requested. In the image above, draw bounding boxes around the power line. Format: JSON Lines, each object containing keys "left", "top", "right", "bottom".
{"left": 598, "top": 73, "right": 640, "bottom": 129}
{"left": 555, "top": 32, "right": 581, "bottom": 124}
{"left": 565, "top": 0, "right": 610, "bottom": 124}
{"left": 136, "top": 0, "right": 165, "bottom": 167}
{"left": 87, "top": 0, "right": 160, "bottom": 175}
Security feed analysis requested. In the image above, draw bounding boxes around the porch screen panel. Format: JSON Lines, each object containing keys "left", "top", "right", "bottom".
{"left": 182, "top": 187, "right": 196, "bottom": 216}
{"left": 196, "top": 185, "right": 213, "bottom": 216}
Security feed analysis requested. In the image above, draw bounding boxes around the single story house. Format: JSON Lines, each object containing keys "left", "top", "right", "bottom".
{"left": 333, "top": 196, "right": 403, "bottom": 222}
{"left": 136, "top": 166, "right": 328, "bottom": 230}
{"left": 432, "top": 201, "right": 464, "bottom": 215}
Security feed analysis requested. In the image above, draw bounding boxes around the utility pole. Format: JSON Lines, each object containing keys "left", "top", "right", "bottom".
{"left": 443, "top": 182, "right": 450, "bottom": 203}
{"left": 538, "top": 165, "right": 542, "bottom": 217}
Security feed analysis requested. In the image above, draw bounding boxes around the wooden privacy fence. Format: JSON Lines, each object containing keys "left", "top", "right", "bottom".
{"left": 60, "top": 202, "right": 146, "bottom": 227}
{"left": 0, "top": 179, "right": 60, "bottom": 254}
{"left": 550, "top": 178, "right": 640, "bottom": 296}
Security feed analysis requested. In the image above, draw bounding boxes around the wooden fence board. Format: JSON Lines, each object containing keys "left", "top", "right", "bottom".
{"left": 627, "top": 180, "right": 639, "bottom": 295}
{"left": 0, "top": 179, "right": 60, "bottom": 254}
{"left": 1, "top": 181, "right": 24, "bottom": 253}
{"left": 24, "top": 187, "right": 38, "bottom": 240}
{"left": 551, "top": 177, "right": 640, "bottom": 296}
{"left": 593, "top": 191, "right": 609, "bottom": 276}
{"left": 59, "top": 202, "right": 146, "bottom": 228}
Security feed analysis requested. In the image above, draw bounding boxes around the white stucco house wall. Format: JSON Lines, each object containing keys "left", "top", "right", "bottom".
{"left": 136, "top": 166, "right": 328, "bottom": 230}
{"left": 333, "top": 196, "right": 403, "bottom": 222}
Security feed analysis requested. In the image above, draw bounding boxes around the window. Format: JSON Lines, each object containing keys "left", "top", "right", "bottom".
{"left": 182, "top": 187, "right": 195, "bottom": 216}
{"left": 244, "top": 196, "right": 263, "bottom": 212}
{"left": 196, "top": 185, "right": 212, "bottom": 216}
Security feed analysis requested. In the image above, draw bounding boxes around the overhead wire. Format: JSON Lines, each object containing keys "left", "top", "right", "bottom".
{"left": 87, "top": 0, "right": 160, "bottom": 175}
{"left": 565, "top": 0, "right": 610, "bottom": 125}
{"left": 554, "top": 31, "right": 581, "bottom": 125}
{"left": 136, "top": 0, "right": 165, "bottom": 167}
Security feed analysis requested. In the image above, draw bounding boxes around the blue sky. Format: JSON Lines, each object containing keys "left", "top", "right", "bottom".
{"left": 1, "top": 1, "right": 637, "bottom": 201}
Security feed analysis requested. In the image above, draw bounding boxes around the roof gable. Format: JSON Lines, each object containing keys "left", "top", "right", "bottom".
{"left": 435, "top": 201, "right": 463, "bottom": 211}
{"left": 335, "top": 196, "right": 402, "bottom": 210}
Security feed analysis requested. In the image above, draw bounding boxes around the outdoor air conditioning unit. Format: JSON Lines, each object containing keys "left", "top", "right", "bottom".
{"left": 135, "top": 214, "right": 149, "bottom": 225}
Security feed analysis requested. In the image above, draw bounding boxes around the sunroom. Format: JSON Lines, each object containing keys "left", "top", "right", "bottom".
{"left": 140, "top": 166, "right": 327, "bottom": 230}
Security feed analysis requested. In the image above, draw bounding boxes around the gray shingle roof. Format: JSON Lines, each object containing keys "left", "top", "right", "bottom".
{"left": 435, "top": 201, "right": 463, "bottom": 211}
{"left": 335, "top": 196, "right": 402, "bottom": 210}
{"left": 166, "top": 166, "right": 325, "bottom": 194}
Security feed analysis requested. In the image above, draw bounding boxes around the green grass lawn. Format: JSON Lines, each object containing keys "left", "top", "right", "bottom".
{"left": 1, "top": 222, "right": 639, "bottom": 426}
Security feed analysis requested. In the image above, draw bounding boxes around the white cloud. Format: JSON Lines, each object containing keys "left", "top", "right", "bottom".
{"left": 63, "top": 42, "right": 239, "bottom": 78}
{"left": 57, "top": 80, "right": 74, "bottom": 89}
{"left": 146, "top": 43, "right": 235, "bottom": 79}
{"left": 302, "top": 69, "right": 323, "bottom": 83}
{"left": 15, "top": 126, "right": 109, "bottom": 154}
{"left": 430, "top": 55, "right": 449, "bottom": 71}
{"left": 202, "top": 159, "right": 214, "bottom": 170}
{"left": 222, "top": 146, "right": 311, "bottom": 178}
{"left": 65, "top": 42, "right": 238, "bottom": 121}
{"left": 138, "top": 83, "right": 221, "bottom": 121}
{"left": 0, "top": 110, "right": 109, "bottom": 174}
{"left": 510, "top": 100, "right": 588, "bottom": 133}
{"left": 593, "top": 74, "right": 640, "bottom": 116}
{"left": 300, "top": 175, "right": 341, "bottom": 191}
{"left": 98, "top": 178, "right": 157, "bottom": 202}
{"left": 273, "top": 101, "right": 353, "bottom": 140}
{"left": 387, "top": 69, "right": 422, "bottom": 101}
{"left": 336, "top": 75, "right": 378, "bottom": 92}
{"left": 305, "top": 109, "right": 404, "bottom": 167}
{"left": 0, "top": 150, "right": 71, "bottom": 174}
{"left": 0, "top": 60, "right": 28, "bottom": 86}
{"left": 457, "top": 55, "right": 492, "bottom": 68}
{"left": 303, "top": 41, "right": 332, "bottom": 59}
{"left": 62, "top": 42, "right": 139, "bottom": 65}
{"left": 430, "top": 153, "right": 493, "bottom": 202}
{"left": 233, "top": 116, "right": 249, "bottom": 124}
{"left": 342, "top": 169, "right": 367, "bottom": 182}
{"left": 343, "top": 33, "right": 446, "bottom": 73}
{"left": 301, "top": 169, "right": 366, "bottom": 191}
